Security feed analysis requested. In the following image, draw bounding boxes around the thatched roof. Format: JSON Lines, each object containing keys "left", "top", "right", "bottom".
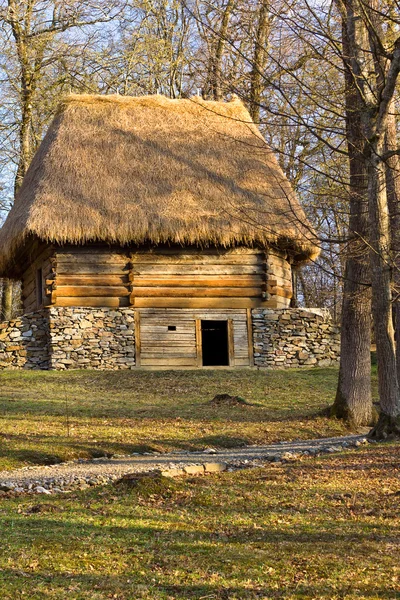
{"left": 0, "top": 94, "right": 319, "bottom": 275}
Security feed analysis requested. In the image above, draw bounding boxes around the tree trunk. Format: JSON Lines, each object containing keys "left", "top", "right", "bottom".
{"left": 1, "top": 278, "right": 13, "bottom": 321}
{"left": 331, "top": 0, "right": 374, "bottom": 426}
{"left": 385, "top": 103, "right": 400, "bottom": 385}
{"left": 210, "top": 0, "right": 234, "bottom": 100}
{"left": 368, "top": 149, "right": 400, "bottom": 438}
{"left": 249, "top": 0, "right": 270, "bottom": 123}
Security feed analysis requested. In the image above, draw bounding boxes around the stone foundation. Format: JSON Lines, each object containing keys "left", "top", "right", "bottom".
{"left": 0, "top": 310, "right": 50, "bottom": 369}
{"left": 0, "top": 306, "right": 340, "bottom": 370}
{"left": 0, "top": 307, "right": 136, "bottom": 370}
{"left": 252, "top": 308, "right": 340, "bottom": 368}
{"left": 48, "top": 307, "right": 135, "bottom": 369}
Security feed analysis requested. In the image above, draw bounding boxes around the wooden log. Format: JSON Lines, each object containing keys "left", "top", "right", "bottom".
{"left": 56, "top": 285, "right": 130, "bottom": 298}
{"left": 129, "top": 253, "right": 262, "bottom": 264}
{"left": 24, "top": 287, "right": 37, "bottom": 309}
{"left": 132, "top": 276, "right": 264, "bottom": 287}
{"left": 134, "top": 298, "right": 270, "bottom": 309}
{"left": 130, "top": 247, "right": 260, "bottom": 257}
{"left": 268, "top": 286, "right": 293, "bottom": 299}
{"left": 138, "top": 308, "right": 247, "bottom": 317}
{"left": 56, "top": 252, "right": 128, "bottom": 264}
{"left": 56, "top": 297, "right": 130, "bottom": 307}
{"left": 56, "top": 275, "right": 129, "bottom": 286}
{"left": 131, "top": 286, "right": 261, "bottom": 298}
{"left": 57, "top": 263, "right": 130, "bottom": 275}
{"left": 131, "top": 264, "right": 263, "bottom": 275}
{"left": 267, "top": 264, "right": 292, "bottom": 279}
{"left": 22, "top": 274, "right": 36, "bottom": 299}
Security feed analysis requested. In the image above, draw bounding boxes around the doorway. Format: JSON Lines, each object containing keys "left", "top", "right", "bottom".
{"left": 201, "top": 320, "right": 229, "bottom": 366}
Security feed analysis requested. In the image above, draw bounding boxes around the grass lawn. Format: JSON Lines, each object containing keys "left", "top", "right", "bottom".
{"left": 0, "top": 443, "right": 398, "bottom": 599}
{"left": 0, "top": 367, "right": 374, "bottom": 471}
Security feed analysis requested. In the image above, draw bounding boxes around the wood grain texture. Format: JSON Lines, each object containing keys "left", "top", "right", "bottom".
{"left": 134, "top": 298, "right": 269, "bottom": 309}
{"left": 47, "top": 246, "right": 292, "bottom": 310}
{"left": 56, "top": 297, "right": 130, "bottom": 307}
{"left": 137, "top": 308, "right": 251, "bottom": 368}
{"left": 57, "top": 285, "right": 130, "bottom": 298}
{"left": 134, "top": 311, "right": 141, "bottom": 367}
{"left": 131, "top": 286, "right": 261, "bottom": 298}
{"left": 246, "top": 308, "right": 254, "bottom": 367}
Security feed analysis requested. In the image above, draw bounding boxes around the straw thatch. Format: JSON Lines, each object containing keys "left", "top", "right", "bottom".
{"left": 0, "top": 93, "right": 319, "bottom": 274}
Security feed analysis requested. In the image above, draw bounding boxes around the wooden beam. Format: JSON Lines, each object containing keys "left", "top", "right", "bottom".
{"left": 131, "top": 264, "right": 262, "bottom": 275}
{"left": 195, "top": 319, "right": 202, "bottom": 367}
{"left": 131, "top": 286, "right": 261, "bottom": 298}
{"left": 246, "top": 308, "right": 254, "bottom": 367}
{"left": 55, "top": 275, "right": 129, "bottom": 286}
{"left": 56, "top": 297, "right": 130, "bottom": 307}
{"left": 228, "top": 319, "right": 235, "bottom": 367}
{"left": 268, "top": 286, "right": 293, "bottom": 299}
{"left": 56, "top": 263, "right": 130, "bottom": 275}
{"left": 134, "top": 311, "right": 141, "bottom": 368}
{"left": 132, "top": 276, "right": 264, "bottom": 287}
{"left": 133, "top": 298, "right": 271, "bottom": 309}
{"left": 56, "top": 285, "right": 130, "bottom": 298}
{"left": 140, "top": 357, "right": 198, "bottom": 367}
{"left": 56, "top": 252, "right": 128, "bottom": 264}
{"left": 129, "top": 253, "right": 262, "bottom": 264}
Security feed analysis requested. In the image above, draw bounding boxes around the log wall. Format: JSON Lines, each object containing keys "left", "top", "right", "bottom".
{"left": 21, "top": 244, "right": 54, "bottom": 313}
{"left": 52, "top": 247, "right": 131, "bottom": 308}
{"left": 49, "top": 246, "right": 293, "bottom": 310}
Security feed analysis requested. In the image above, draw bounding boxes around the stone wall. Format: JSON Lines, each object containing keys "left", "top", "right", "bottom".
{"left": 252, "top": 308, "right": 340, "bottom": 368}
{"left": 48, "top": 307, "right": 135, "bottom": 369}
{"left": 0, "top": 306, "right": 340, "bottom": 370}
{"left": 0, "top": 310, "right": 50, "bottom": 369}
{"left": 0, "top": 307, "right": 136, "bottom": 370}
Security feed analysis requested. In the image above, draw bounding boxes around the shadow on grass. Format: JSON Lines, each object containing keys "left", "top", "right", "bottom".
{"left": 0, "top": 432, "right": 162, "bottom": 466}
{"left": 0, "top": 570, "right": 396, "bottom": 600}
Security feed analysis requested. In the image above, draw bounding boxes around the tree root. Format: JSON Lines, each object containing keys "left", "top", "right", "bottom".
{"left": 368, "top": 413, "right": 400, "bottom": 441}
{"left": 329, "top": 400, "right": 378, "bottom": 428}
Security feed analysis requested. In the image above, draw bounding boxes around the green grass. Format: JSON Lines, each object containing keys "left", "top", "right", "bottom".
{"left": 0, "top": 443, "right": 398, "bottom": 599}
{"left": 0, "top": 367, "right": 372, "bottom": 471}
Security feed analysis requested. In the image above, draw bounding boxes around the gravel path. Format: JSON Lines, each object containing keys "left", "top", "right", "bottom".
{"left": 0, "top": 434, "right": 369, "bottom": 495}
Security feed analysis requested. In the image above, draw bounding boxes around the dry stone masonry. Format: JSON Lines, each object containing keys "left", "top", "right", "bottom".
{"left": 0, "top": 310, "right": 50, "bottom": 369}
{"left": 0, "top": 307, "right": 339, "bottom": 370}
{"left": 252, "top": 308, "right": 340, "bottom": 368}
{"left": 48, "top": 307, "right": 135, "bottom": 369}
{"left": 0, "top": 307, "right": 136, "bottom": 370}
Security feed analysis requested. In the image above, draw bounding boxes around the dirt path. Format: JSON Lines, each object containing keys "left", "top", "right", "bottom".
{"left": 0, "top": 434, "right": 368, "bottom": 494}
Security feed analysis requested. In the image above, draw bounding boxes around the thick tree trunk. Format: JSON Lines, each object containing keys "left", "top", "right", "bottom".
{"left": 331, "top": 1, "right": 374, "bottom": 426}
{"left": 1, "top": 278, "right": 13, "bottom": 321}
{"left": 368, "top": 152, "right": 400, "bottom": 438}
{"left": 332, "top": 254, "right": 374, "bottom": 425}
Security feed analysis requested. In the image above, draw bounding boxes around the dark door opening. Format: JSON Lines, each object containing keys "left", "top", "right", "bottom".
{"left": 201, "top": 320, "right": 229, "bottom": 366}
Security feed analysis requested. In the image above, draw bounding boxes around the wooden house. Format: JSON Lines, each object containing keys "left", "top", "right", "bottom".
{"left": 0, "top": 94, "right": 319, "bottom": 368}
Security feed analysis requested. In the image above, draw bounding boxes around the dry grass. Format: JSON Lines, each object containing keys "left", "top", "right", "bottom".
{"left": 0, "top": 368, "right": 365, "bottom": 471}
{"left": 0, "top": 94, "right": 318, "bottom": 276}
{"left": 0, "top": 443, "right": 398, "bottom": 599}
